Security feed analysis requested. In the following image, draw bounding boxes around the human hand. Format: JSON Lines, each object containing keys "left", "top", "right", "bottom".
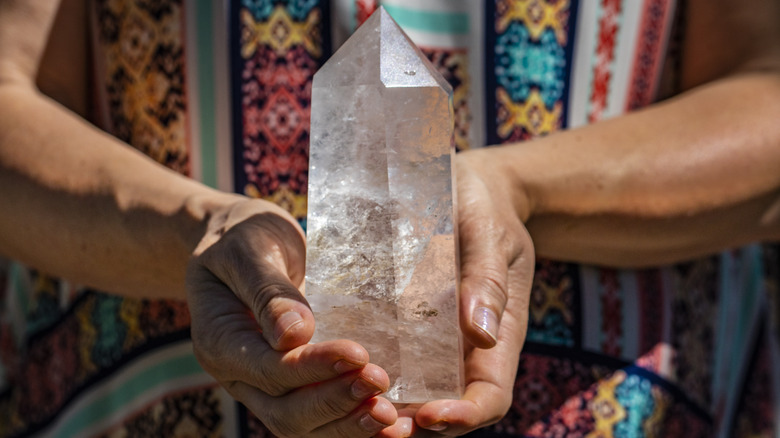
{"left": 186, "top": 198, "right": 397, "bottom": 437}
{"left": 378, "top": 148, "right": 535, "bottom": 436}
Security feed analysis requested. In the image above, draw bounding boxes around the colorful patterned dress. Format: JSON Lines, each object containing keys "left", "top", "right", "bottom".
{"left": 0, "top": 0, "right": 778, "bottom": 437}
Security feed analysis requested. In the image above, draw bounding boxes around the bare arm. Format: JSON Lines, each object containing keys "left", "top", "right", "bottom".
{"left": 0, "top": 0, "right": 240, "bottom": 298}
{"left": 462, "top": 0, "right": 780, "bottom": 268}
{"left": 0, "top": 3, "right": 407, "bottom": 435}
{"left": 381, "top": 2, "right": 780, "bottom": 435}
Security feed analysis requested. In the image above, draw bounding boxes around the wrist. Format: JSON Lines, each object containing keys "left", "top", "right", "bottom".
{"left": 182, "top": 189, "right": 247, "bottom": 255}
{"left": 187, "top": 193, "right": 305, "bottom": 262}
{"left": 460, "top": 146, "right": 535, "bottom": 224}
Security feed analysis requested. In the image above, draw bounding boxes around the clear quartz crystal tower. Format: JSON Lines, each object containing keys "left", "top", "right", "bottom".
{"left": 305, "top": 7, "right": 463, "bottom": 403}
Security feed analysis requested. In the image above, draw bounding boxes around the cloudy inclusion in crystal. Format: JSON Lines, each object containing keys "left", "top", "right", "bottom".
{"left": 305, "top": 8, "right": 463, "bottom": 403}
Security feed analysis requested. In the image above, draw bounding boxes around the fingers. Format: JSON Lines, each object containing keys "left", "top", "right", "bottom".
{"left": 251, "top": 268, "right": 315, "bottom": 350}
{"left": 413, "top": 342, "right": 517, "bottom": 434}
{"left": 228, "top": 366, "right": 396, "bottom": 437}
{"left": 412, "top": 383, "right": 508, "bottom": 436}
{"left": 188, "top": 272, "right": 372, "bottom": 396}
{"left": 456, "top": 150, "right": 535, "bottom": 350}
{"left": 187, "top": 203, "right": 400, "bottom": 436}
{"left": 399, "top": 376, "right": 513, "bottom": 436}
{"left": 458, "top": 204, "right": 511, "bottom": 348}
{"left": 308, "top": 390, "right": 398, "bottom": 437}
{"left": 390, "top": 285, "right": 530, "bottom": 437}
{"left": 374, "top": 406, "right": 433, "bottom": 438}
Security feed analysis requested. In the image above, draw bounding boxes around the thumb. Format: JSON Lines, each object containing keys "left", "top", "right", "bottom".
{"left": 197, "top": 212, "right": 314, "bottom": 351}
{"left": 458, "top": 209, "right": 511, "bottom": 349}
{"left": 252, "top": 268, "right": 315, "bottom": 351}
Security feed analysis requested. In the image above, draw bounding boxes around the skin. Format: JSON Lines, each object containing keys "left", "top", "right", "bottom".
{"left": 475, "top": 0, "right": 780, "bottom": 269}
{"left": 379, "top": 0, "right": 780, "bottom": 435}
{"left": 0, "top": 0, "right": 779, "bottom": 437}
{"left": 0, "top": 0, "right": 524, "bottom": 436}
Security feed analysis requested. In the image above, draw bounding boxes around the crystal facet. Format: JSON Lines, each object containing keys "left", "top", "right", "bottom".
{"left": 305, "top": 7, "right": 463, "bottom": 403}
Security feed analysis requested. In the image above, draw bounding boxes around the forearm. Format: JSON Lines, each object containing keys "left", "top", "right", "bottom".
{"left": 0, "top": 84, "right": 239, "bottom": 298}
{"left": 480, "top": 71, "right": 780, "bottom": 267}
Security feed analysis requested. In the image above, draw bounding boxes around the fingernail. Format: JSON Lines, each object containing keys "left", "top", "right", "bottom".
{"left": 425, "top": 422, "right": 449, "bottom": 432}
{"left": 333, "top": 359, "right": 363, "bottom": 374}
{"left": 351, "top": 378, "right": 383, "bottom": 399}
{"left": 393, "top": 418, "right": 413, "bottom": 436}
{"left": 473, "top": 306, "right": 498, "bottom": 343}
{"left": 358, "top": 413, "right": 386, "bottom": 432}
{"left": 274, "top": 311, "right": 303, "bottom": 343}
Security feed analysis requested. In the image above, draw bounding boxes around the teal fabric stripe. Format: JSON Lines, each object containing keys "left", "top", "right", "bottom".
{"left": 382, "top": 4, "right": 469, "bottom": 35}
{"left": 195, "top": 0, "right": 218, "bottom": 188}
{"left": 712, "top": 246, "right": 764, "bottom": 407}
{"left": 713, "top": 251, "right": 734, "bottom": 403}
{"left": 729, "top": 246, "right": 762, "bottom": 384}
{"left": 52, "top": 352, "right": 205, "bottom": 438}
{"left": 349, "top": 0, "right": 357, "bottom": 33}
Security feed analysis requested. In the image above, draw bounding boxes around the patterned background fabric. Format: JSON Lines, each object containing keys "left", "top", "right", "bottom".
{"left": 0, "top": 0, "right": 777, "bottom": 437}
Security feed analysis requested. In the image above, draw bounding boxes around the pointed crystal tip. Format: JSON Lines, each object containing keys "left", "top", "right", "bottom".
{"left": 313, "top": 6, "right": 452, "bottom": 92}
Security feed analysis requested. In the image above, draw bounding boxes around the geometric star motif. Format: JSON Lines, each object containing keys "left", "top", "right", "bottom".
{"left": 497, "top": 87, "right": 562, "bottom": 138}
{"left": 530, "top": 275, "right": 572, "bottom": 325}
{"left": 119, "top": 299, "right": 146, "bottom": 350}
{"left": 118, "top": 11, "right": 157, "bottom": 75}
{"left": 642, "top": 386, "right": 670, "bottom": 436}
{"left": 241, "top": 5, "right": 322, "bottom": 58}
{"left": 588, "top": 371, "right": 627, "bottom": 437}
{"left": 246, "top": 185, "right": 308, "bottom": 221}
{"left": 75, "top": 297, "right": 98, "bottom": 379}
{"left": 497, "top": 0, "right": 569, "bottom": 44}
{"left": 496, "top": 23, "right": 566, "bottom": 107}
{"left": 260, "top": 87, "right": 306, "bottom": 153}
